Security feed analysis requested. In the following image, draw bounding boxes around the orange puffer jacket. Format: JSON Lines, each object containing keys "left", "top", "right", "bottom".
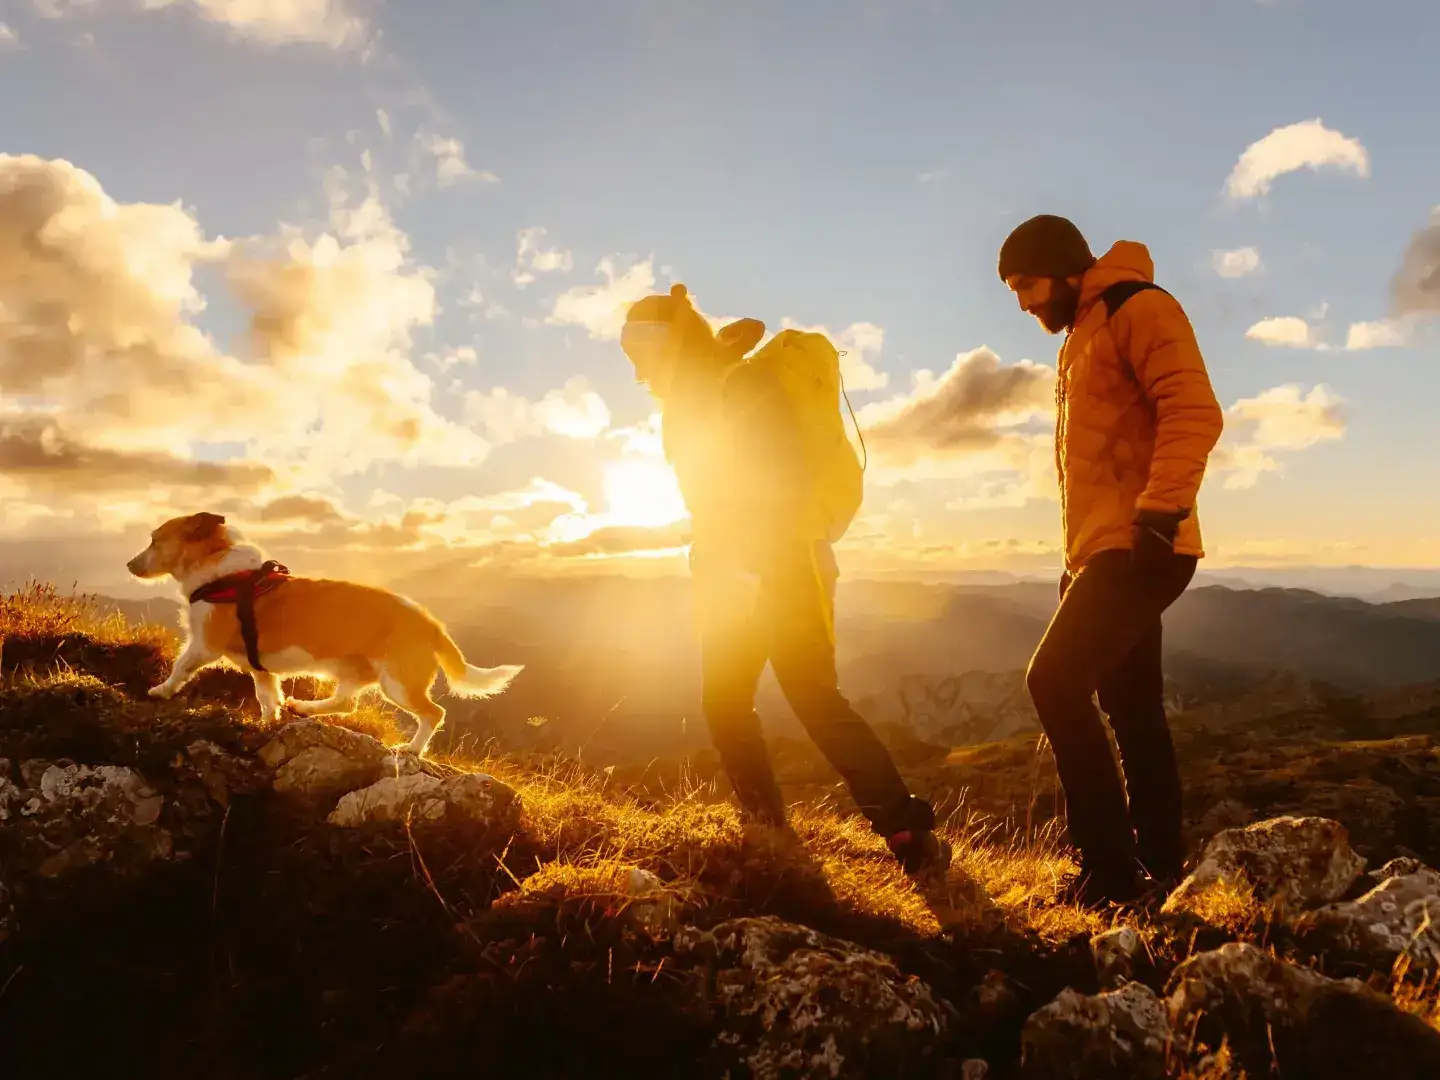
{"left": 1054, "top": 241, "right": 1224, "bottom": 573}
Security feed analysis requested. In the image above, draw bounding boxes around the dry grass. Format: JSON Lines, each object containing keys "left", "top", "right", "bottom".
{"left": 0, "top": 580, "right": 177, "bottom": 654}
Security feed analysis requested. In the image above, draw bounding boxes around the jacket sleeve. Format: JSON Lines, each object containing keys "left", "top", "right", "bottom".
{"left": 1112, "top": 290, "right": 1225, "bottom": 516}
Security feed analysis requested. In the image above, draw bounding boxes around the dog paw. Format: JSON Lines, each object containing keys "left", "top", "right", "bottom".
{"left": 148, "top": 684, "right": 175, "bottom": 700}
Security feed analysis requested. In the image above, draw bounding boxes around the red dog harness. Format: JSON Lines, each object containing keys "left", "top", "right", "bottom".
{"left": 189, "top": 561, "right": 291, "bottom": 672}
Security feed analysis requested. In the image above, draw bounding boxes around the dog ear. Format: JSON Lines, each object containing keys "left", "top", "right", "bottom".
{"left": 185, "top": 512, "right": 226, "bottom": 541}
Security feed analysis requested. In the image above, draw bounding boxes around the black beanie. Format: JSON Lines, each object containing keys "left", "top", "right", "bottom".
{"left": 997, "top": 215, "right": 1096, "bottom": 281}
{"left": 625, "top": 283, "right": 691, "bottom": 324}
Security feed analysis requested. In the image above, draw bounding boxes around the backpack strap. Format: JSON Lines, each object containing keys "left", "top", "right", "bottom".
{"left": 1101, "top": 280, "right": 1170, "bottom": 318}
{"left": 1100, "top": 281, "right": 1171, "bottom": 386}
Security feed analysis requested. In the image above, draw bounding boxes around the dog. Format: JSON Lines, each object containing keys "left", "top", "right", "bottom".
{"left": 127, "top": 511, "right": 524, "bottom": 756}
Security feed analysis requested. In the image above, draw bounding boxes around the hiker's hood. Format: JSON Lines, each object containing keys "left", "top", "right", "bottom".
{"left": 1078, "top": 241, "right": 1155, "bottom": 316}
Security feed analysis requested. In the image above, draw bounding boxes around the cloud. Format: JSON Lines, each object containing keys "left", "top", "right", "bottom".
{"left": 1226, "top": 118, "right": 1370, "bottom": 200}
{"left": 0, "top": 151, "right": 488, "bottom": 528}
{"left": 429, "top": 344, "right": 478, "bottom": 371}
{"left": 38, "top": 0, "right": 368, "bottom": 48}
{"left": 511, "top": 226, "right": 574, "bottom": 287}
{"left": 1345, "top": 319, "right": 1408, "bottom": 350}
{"left": 0, "top": 412, "right": 276, "bottom": 495}
{"left": 1390, "top": 207, "right": 1440, "bottom": 317}
{"left": 415, "top": 132, "right": 496, "bottom": 187}
{"left": 1212, "top": 247, "right": 1262, "bottom": 278}
{"left": 464, "top": 376, "right": 612, "bottom": 443}
{"left": 1245, "top": 316, "right": 1317, "bottom": 348}
{"left": 1212, "top": 383, "right": 1346, "bottom": 489}
{"left": 779, "top": 319, "right": 890, "bottom": 391}
{"left": 0, "top": 22, "right": 19, "bottom": 45}
{"left": 547, "top": 257, "right": 656, "bottom": 340}
{"left": 858, "top": 346, "right": 1055, "bottom": 462}
{"left": 546, "top": 521, "right": 690, "bottom": 559}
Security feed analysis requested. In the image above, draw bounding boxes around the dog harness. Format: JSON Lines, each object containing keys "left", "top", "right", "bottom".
{"left": 189, "top": 561, "right": 291, "bottom": 672}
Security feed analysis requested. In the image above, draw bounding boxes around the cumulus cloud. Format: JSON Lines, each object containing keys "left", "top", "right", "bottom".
{"left": 1226, "top": 118, "right": 1370, "bottom": 200}
{"left": 1245, "top": 316, "right": 1317, "bottom": 348}
{"left": 858, "top": 347, "right": 1054, "bottom": 462}
{"left": 38, "top": 0, "right": 368, "bottom": 48}
{"left": 0, "top": 152, "right": 488, "bottom": 527}
{"left": 0, "top": 412, "right": 276, "bottom": 495}
{"left": 547, "top": 521, "right": 690, "bottom": 559}
{"left": 547, "top": 257, "right": 656, "bottom": 340}
{"left": 415, "top": 132, "right": 496, "bottom": 187}
{"left": 1345, "top": 319, "right": 1408, "bottom": 350}
{"left": 1391, "top": 207, "right": 1440, "bottom": 317}
{"left": 464, "top": 377, "right": 612, "bottom": 443}
{"left": 779, "top": 318, "right": 890, "bottom": 391}
{"left": 511, "top": 226, "right": 574, "bottom": 287}
{"left": 1211, "top": 384, "right": 1346, "bottom": 489}
{"left": 1212, "top": 247, "right": 1262, "bottom": 278}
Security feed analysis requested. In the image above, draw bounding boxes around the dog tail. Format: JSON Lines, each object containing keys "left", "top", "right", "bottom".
{"left": 436, "top": 631, "right": 524, "bottom": 700}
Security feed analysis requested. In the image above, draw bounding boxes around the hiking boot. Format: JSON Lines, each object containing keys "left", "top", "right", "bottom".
{"left": 887, "top": 828, "right": 953, "bottom": 878}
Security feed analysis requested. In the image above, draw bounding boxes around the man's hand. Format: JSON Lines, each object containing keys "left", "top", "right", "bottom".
{"left": 1131, "top": 508, "right": 1187, "bottom": 577}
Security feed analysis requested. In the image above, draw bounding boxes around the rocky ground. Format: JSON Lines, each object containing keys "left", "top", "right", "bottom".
{"left": 3, "top": 588, "right": 1440, "bottom": 1078}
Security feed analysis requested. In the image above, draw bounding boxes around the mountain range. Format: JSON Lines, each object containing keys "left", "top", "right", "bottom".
{"left": 85, "top": 569, "right": 1440, "bottom": 765}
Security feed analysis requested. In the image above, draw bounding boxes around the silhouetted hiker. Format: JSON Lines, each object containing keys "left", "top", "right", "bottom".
{"left": 619, "top": 284, "right": 950, "bottom": 877}
{"left": 999, "top": 215, "right": 1224, "bottom": 906}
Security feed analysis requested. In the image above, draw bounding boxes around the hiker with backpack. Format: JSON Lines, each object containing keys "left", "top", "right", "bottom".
{"left": 619, "top": 284, "right": 951, "bottom": 877}
{"left": 999, "top": 215, "right": 1225, "bottom": 906}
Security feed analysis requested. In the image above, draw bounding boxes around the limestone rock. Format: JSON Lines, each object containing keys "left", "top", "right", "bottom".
{"left": 259, "top": 719, "right": 423, "bottom": 796}
{"left": 1297, "top": 867, "right": 1440, "bottom": 973}
{"left": 8, "top": 760, "right": 172, "bottom": 879}
{"left": 1162, "top": 816, "right": 1366, "bottom": 917}
{"left": 674, "top": 915, "right": 953, "bottom": 1079}
{"left": 179, "top": 739, "right": 266, "bottom": 808}
{"left": 621, "top": 867, "right": 681, "bottom": 937}
{"left": 1090, "top": 926, "right": 1148, "bottom": 990}
{"left": 1167, "top": 941, "right": 1440, "bottom": 1079}
{"left": 1018, "top": 982, "right": 1171, "bottom": 1080}
{"left": 327, "top": 770, "right": 520, "bottom": 831}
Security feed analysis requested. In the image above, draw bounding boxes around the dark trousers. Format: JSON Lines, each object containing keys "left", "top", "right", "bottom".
{"left": 695, "top": 540, "right": 923, "bottom": 837}
{"left": 1025, "top": 548, "right": 1196, "bottom": 884}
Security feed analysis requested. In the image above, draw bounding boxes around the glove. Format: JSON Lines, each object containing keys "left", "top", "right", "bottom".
{"left": 1131, "top": 508, "right": 1187, "bottom": 578}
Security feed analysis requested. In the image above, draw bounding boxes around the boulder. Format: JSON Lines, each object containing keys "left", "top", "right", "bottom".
{"left": 259, "top": 719, "right": 422, "bottom": 797}
{"left": 1090, "top": 926, "right": 1148, "bottom": 990}
{"left": 1297, "top": 867, "right": 1440, "bottom": 973}
{"left": 177, "top": 739, "right": 267, "bottom": 808}
{"left": 1162, "top": 816, "right": 1366, "bottom": 917}
{"left": 8, "top": 760, "right": 172, "bottom": 879}
{"left": 327, "top": 770, "right": 520, "bottom": 832}
{"left": 674, "top": 915, "right": 954, "bottom": 1079}
{"left": 1167, "top": 941, "right": 1440, "bottom": 1079}
{"left": 620, "top": 867, "right": 681, "bottom": 937}
{"left": 1018, "top": 982, "right": 1171, "bottom": 1080}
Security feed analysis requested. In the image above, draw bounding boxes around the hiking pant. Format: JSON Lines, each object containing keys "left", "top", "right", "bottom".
{"left": 1025, "top": 548, "right": 1196, "bottom": 885}
{"left": 694, "top": 540, "right": 929, "bottom": 837}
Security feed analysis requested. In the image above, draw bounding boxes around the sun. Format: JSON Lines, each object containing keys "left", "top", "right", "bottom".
{"left": 602, "top": 458, "right": 688, "bottom": 528}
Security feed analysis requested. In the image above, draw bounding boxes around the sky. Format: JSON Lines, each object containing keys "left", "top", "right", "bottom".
{"left": 0, "top": 0, "right": 1438, "bottom": 590}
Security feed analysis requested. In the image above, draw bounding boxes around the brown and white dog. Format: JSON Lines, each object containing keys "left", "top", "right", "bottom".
{"left": 127, "top": 512, "right": 524, "bottom": 756}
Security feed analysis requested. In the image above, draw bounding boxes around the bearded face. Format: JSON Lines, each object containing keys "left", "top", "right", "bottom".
{"left": 1007, "top": 274, "right": 1082, "bottom": 334}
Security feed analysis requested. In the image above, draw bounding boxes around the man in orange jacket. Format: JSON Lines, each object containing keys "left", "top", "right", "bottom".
{"left": 999, "top": 215, "right": 1225, "bottom": 906}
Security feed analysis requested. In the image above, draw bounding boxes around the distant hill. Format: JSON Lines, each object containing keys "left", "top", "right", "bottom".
{"left": 81, "top": 572, "right": 1440, "bottom": 764}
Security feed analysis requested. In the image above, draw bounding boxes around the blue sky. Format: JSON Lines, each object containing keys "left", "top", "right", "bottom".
{"left": 0, "top": 0, "right": 1437, "bottom": 581}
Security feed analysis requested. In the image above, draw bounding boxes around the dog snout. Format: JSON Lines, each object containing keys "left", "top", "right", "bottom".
{"left": 127, "top": 552, "right": 150, "bottom": 576}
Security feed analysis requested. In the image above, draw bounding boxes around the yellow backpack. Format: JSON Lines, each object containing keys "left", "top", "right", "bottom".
{"left": 739, "top": 328, "right": 865, "bottom": 543}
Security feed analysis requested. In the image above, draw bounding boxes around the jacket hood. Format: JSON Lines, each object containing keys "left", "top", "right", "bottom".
{"left": 1078, "top": 241, "right": 1155, "bottom": 315}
